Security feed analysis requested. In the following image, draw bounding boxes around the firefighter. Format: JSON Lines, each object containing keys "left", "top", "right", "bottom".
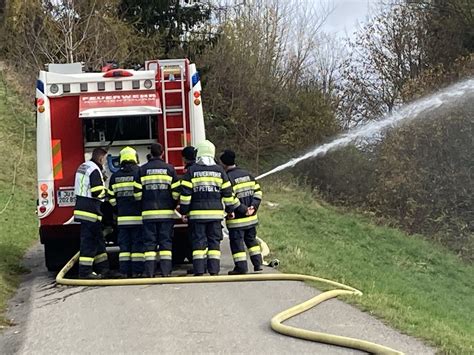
{"left": 74, "top": 147, "right": 109, "bottom": 279}
{"left": 182, "top": 146, "right": 197, "bottom": 172}
{"left": 140, "top": 143, "right": 180, "bottom": 277}
{"left": 220, "top": 149, "right": 263, "bottom": 274}
{"left": 107, "top": 146, "right": 144, "bottom": 278}
{"left": 180, "top": 140, "right": 241, "bottom": 276}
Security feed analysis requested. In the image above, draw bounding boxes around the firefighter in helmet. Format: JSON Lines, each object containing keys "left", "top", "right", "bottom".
{"left": 74, "top": 147, "right": 109, "bottom": 279}
{"left": 179, "top": 140, "right": 241, "bottom": 276}
{"left": 107, "top": 146, "right": 144, "bottom": 278}
{"left": 220, "top": 149, "right": 263, "bottom": 274}
{"left": 140, "top": 143, "right": 180, "bottom": 277}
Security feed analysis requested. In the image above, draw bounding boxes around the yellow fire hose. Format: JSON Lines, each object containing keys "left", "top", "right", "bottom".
{"left": 56, "top": 239, "right": 403, "bottom": 354}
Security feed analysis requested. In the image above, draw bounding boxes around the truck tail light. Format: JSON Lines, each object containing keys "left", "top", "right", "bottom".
{"left": 193, "top": 91, "right": 201, "bottom": 98}
{"left": 38, "top": 182, "right": 54, "bottom": 218}
{"left": 194, "top": 98, "right": 201, "bottom": 105}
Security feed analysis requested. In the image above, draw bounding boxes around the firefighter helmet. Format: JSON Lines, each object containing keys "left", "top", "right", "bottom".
{"left": 120, "top": 146, "right": 138, "bottom": 164}
{"left": 196, "top": 140, "right": 215, "bottom": 158}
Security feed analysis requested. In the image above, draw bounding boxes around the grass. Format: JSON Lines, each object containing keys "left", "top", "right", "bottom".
{"left": 0, "top": 69, "right": 37, "bottom": 326}
{"left": 258, "top": 182, "right": 473, "bottom": 354}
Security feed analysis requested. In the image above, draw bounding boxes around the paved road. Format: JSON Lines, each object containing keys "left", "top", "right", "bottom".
{"left": 1, "top": 242, "right": 435, "bottom": 354}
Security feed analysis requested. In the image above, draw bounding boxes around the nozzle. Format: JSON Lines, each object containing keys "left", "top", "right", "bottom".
{"left": 269, "top": 259, "right": 280, "bottom": 268}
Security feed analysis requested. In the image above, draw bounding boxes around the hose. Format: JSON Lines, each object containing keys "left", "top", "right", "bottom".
{"left": 56, "top": 249, "right": 403, "bottom": 354}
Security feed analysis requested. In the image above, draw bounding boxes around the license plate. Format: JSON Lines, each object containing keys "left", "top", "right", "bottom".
{"left": 57, "top": 188, "right": 76, "bottom": 207}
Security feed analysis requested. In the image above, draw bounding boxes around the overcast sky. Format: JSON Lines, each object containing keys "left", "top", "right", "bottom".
{"left": 320, "top": 0, "right": 372, "bottom": 38}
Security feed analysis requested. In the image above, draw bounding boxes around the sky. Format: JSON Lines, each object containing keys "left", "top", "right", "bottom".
{"left": 319, "top": 0, "right": 372, "bottom": 38}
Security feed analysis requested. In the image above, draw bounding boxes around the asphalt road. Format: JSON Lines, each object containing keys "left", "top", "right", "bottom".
{"left": 0, "top": 241, "right": 435, "bottom": 354}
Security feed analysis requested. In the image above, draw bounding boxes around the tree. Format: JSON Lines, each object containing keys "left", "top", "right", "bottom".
{"left": 1, "top": 0, "right": 157, "bottom": 77}
{"left": 199, "top": 0, "right": 336, "bottom": 172}
{"left": 118, "top": 0, "right": 212, "bottom": 58}
{"left": 338, "top": 3, "right": 429, "bottom": 126}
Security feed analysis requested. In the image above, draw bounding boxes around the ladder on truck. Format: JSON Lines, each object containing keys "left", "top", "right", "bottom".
{"left": 151, "top": 59, "right": 189, "bottom": 170}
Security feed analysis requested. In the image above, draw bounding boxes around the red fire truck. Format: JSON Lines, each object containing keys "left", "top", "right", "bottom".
{"left": 36, "top": 59, "right": 205, "bottom": 271}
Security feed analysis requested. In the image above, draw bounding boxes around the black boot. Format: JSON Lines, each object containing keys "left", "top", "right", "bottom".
{"left": 228, "top": 268, "right": 247, "bottom": 275}
{"left": 79, "top": 272, "right": 102, "bottom": 280}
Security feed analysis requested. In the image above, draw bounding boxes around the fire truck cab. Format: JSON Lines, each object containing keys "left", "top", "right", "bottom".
{"left": 36, "top": 59, "right": 205, "bottom": 271}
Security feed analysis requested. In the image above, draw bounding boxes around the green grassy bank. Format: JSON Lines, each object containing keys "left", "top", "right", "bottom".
{"left": 258, "top": 183, "right": 473, "bottom": 354}
{"left": 0, "top": 70, "right": 37, "bottom": 326}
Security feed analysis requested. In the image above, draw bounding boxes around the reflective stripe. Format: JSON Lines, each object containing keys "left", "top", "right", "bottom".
{"left": 118, "top": 216, "right": 142, "bottom": 221}
{"left": 142, "top": 210, "right": 177, "bottom": 220}
{"left": 90, "top": 185, "right": 105, "bottom": 193}
{"left": 159, "top": 250, "right": 172, "bottom": 260}
{"left": 226, "top": 215, "right": 258, "bottom": 229}
{"left": 74, "top": 210, "right": 102, "bottom": 222}
{"left": 207, "top": 250, "right": 221, "bottom": 259}
{"left": 188, "top": 210, "right": 224, "bottom": 220}
{"left": 94, "top": 253, "right": 108, "bottom": 263}
{"left": 134, "top": 192, "right": 142, "bottom": 200}
{"left": 109, "top": 198, "right": 117, "bottom": 206}
{"left": 144, "top": 251, "right": 156, "bottom": 261}
{"left": 192, "top": 181, "right": 221, "bottom": 188}
{"left": 180, "top": 195, "right": 191, "bottom": 205}
{"left": 108, "top": 189, "right": 115, "bottom": 196}
{"left": 112, "top": 181, "right": 141, "bottom": 189}
{"left": 117, "top": 216, "right": 143, "bottom": 225}
{"left": 192, "top": 249, "right": 206, "bottom": 259}
{"left": 131, "top": 252, "right": 145, "bottom": 261}
{"left": 222, "top": 181, "right": 231, "bottom": 189}
{"left": 233, "top": 252, "right": 247, "bottom": 262}
{"left": 223, "top": 196, "right": 241, "bottom": 208}
{"left": 79, "top": 256, "right": 94, "bottom": 265}
{"left": 191, "top": 177, "right": 223, "bottom": 185}
{"left": 171, "top": 181, "right": 181, "bottom": 189}
{"left": 119, "top": 252, "right": 131, "bottom": 261}
{"left": 181, "top": 180, "right": 193, "bottom": 188}
{"left": 141, "top": 175, "right": 172, "bottom": 184}
{"left": 233, "top": 181, "right": 255, "bottom": 191}
{"left": 253, "top": 191, "right": 263, "bottom": 199}
{"left": 248, "top": 245, "right": 261, "bottom": 256}
{"left": 172, "top": 191, "right": 180, "bottom": 200}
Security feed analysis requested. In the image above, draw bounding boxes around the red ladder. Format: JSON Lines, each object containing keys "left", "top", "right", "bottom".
{"left": 147, "top": 59, "right": 190, "bottom": 170}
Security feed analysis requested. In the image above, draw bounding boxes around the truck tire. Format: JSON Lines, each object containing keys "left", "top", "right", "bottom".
{"left": 44, "top": 239, "right": 79, "bottom": 272}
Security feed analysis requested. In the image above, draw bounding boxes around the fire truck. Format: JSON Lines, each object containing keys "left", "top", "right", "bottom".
{"left": 36, "top": 59, "right": 205, "bottom": 271}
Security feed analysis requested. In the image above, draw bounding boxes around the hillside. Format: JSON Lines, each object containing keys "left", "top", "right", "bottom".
{"left": 0, "top": 69, "right": 37, "bottom": 325}
{"left": 258, "top": 182, "right": 473, "bottom": 354}
{"left": 0, "top": 70, "right": 472, "bottom": 353}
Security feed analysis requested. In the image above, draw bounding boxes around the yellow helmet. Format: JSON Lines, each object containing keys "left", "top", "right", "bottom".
{"left": 119, "top": 146, "right": 138, "bottom": 164}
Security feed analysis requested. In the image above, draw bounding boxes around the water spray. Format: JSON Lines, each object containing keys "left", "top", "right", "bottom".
{"left": 256, "top": 79, "right": 474, "bottom": 180}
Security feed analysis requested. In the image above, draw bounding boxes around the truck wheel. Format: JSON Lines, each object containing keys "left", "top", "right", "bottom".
{"left": 44, "top": 240, "right": 79, "bottom": 272}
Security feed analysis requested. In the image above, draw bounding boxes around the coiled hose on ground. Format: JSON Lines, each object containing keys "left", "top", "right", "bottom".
{"left": 56, "top": 238, "right": 403, "bottom": 354}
